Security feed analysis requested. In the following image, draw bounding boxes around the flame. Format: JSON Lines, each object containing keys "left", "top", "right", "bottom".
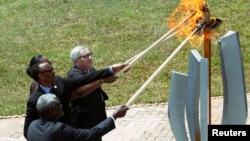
{"left": 167, "top": 0, "right": 215, "bottom": 48}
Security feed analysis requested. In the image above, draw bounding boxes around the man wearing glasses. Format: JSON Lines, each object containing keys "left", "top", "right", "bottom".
{"left": 68, "top": 46, "right": 117, "bottom": 141}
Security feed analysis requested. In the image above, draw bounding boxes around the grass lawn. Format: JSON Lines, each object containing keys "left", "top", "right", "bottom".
{"left": 0, "top": 0, "right": 249, "bottom": 116}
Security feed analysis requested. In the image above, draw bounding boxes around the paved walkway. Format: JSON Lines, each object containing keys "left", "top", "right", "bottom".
{"left": 0, "top": 94, "right": 250, "bottom": 141}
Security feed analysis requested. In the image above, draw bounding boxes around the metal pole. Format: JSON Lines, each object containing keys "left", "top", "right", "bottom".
{"left": 126, "top": 28, "right": 198, "bottom": 106}
{"left": 203, "top": 29, "right": 211, "bottom": 125}
{"left": 117, "top": 12, "right": 196, "bottom": 76}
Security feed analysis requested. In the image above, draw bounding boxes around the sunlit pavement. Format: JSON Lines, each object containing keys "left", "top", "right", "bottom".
{"left": 1, "top": 94, "right": 250, "bottom": 141}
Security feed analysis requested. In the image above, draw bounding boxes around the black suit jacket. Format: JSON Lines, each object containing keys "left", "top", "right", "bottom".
{"left": 24, "top": 68, "right": 112, "bottom": 139}
{"left": 27, "top": 117, "right": 115, "bottom": 141}
{"left": 68, "top": 67, "right": 109, "bottom": 129}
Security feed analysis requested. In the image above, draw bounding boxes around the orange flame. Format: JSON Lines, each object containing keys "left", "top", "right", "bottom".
{"left": 167, "top": 0, "right": 215, "bottom": 48}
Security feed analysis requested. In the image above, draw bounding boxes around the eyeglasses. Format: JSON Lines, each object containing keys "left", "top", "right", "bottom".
{"left": 39, "top": 68, "right": 54, "bottom": 74}
{"left": 78, "top": 52, "right": 93, "bottom": 59}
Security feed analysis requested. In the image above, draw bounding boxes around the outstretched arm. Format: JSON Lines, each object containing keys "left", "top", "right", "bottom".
{"left": 69, "top": 76, "right": 118, "bottom": 101}
{"left": 69, "top": 79, "right": 102, "bottom": 101}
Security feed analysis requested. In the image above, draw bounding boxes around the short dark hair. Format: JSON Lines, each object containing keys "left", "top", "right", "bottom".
{"left": 26, "top": 55, "right": 44, "bottom": 78}
{"left": 30, "top": 62, "right": 43, "bottom": 82}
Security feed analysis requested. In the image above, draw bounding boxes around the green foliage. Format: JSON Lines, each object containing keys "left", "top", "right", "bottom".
{"left": 0, "top": 0, "right": 249, "bottom": 116}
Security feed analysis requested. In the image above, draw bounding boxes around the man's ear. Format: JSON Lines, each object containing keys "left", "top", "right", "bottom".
{"left": 74, "top": 59, "right": 79, "bottom": 66}
{"left": 49, "top": 107, "right": 57, "bottom": 114}
{"left": 38, "top": 73, "right": 45, "bottom": 80}
{"left": 48, "top": 107, "right": 54, "bottom": 113}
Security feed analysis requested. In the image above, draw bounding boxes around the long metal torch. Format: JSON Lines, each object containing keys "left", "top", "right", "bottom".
{"left": 126, "top": 28, "right": 198, "bottom": 106}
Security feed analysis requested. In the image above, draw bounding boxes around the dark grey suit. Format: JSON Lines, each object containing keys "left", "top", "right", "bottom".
{"left": 68, "top": 67, "right": 108, "bottom": 127}
{"left": 27, "top": 117, "right": 115, "bottom": 141}
{"left": 68, "top": 67, "right": 109, "bottom": 141}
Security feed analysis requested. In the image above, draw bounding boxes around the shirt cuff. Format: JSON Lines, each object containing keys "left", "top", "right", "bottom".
{"left": 110, "top": 116, "right": 115, "bottom": 122}
{"left": 109, "top": 66, "right": 115, "bottom": 75}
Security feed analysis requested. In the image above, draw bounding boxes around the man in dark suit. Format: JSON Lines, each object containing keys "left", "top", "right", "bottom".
{"left": 24, "top": 61, "right": 128, "bottom": 139}
{"left": 68, "top": 46, "right": 120, "bottom": 141}
{"left": 27, "top": 94, "right": 129, "bottom": 141}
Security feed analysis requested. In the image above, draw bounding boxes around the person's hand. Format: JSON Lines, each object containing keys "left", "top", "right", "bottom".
{"left": 111, "top": 105, "right": 129, "bottom": 120}
{"left": 111, "top": 63, "right": 129, "bottom": 73}
{"left": 103, "top": 76, "right": 118, "bottom": 84}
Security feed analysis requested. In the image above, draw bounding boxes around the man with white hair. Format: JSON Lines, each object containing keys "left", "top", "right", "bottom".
{"left": 68, "top": 45, "right": 119, "bottom": 141}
